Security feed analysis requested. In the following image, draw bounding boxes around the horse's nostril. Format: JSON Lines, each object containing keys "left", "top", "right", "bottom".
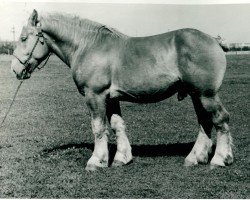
{"left": 12, "top": 69, "right": 17, "bottom": 75}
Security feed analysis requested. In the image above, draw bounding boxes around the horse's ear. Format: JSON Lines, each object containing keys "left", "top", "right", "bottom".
{"left": 28, "top": 9, "right": 38, "bottom": 26}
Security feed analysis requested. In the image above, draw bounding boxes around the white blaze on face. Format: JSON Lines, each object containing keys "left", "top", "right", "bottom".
{"left": 11, "top": 57, "right": 25, "bottom": 76}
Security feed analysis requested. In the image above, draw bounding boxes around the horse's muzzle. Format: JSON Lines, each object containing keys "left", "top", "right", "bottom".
{"left": 16, "top": 69, "right": 31, "bottom": 80}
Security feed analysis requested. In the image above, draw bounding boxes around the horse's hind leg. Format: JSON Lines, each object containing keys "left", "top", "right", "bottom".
{"left": 106, "top": 99, "right": 132, "bottom": 166}
{"left": 204, "top": 95, "right": 234, "bottom": 167}
{"left": 185, "top": 95, "right": 213, "bottom": 166}
{"left": 186, "top": 94, "right": 233, "bottom": 167}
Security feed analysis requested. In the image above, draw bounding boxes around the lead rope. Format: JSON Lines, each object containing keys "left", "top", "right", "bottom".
{"left": 0, "top": 80, "right": 23, "bottom": 128}
{"left": 0, "top": 53, "right": 52, "bottom": 128}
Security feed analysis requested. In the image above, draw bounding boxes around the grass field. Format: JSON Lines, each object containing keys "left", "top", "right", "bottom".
{"left": 0, "top": 54, "right": 249, "bottom": 198}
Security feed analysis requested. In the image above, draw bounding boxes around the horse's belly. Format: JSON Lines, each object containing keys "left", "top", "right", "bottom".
{"left": 110, "top": 76, "right": 181, "bottom": 103}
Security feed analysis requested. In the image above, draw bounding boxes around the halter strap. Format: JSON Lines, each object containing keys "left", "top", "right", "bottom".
{"left": 13, "top": 28, "right": 49, "bottom": 73}
{"left": 13, "top": 36, "right": 40, "bottom": 69}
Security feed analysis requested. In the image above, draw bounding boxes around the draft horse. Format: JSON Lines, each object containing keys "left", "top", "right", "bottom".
{"left": 11, "top": 10, "right": 233, "bottom": 171}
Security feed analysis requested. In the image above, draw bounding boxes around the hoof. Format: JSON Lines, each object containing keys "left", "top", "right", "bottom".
{"left": 111, "top": 159, "right": 133, "bottom": 167}
{"left": 184, "top": 159, "right": 198, "bottom": 167}
{"left": 85, "top": 162, "right": 108, "bottom": 171}
{"left": 210, "top": 154, "right": 233, "bottom": 168}
{"left": 85, "top": 161, "right": 109, "bottom": 171}
{"left": 85, "top": 154, "right": 108, "bottom": 171}
{"left": 210, "top": 163, "right": 225, "bottom": 170}
{"left": 210, "top": 154, "right": 226, "bottom": 168}
{"left": 85, "top": 164, "right": 99, "bottom": 171}
{"left": 224, "top": 154, "right": 234, "bottom": 166}
{"left": 112, "top": 160, "right": 125, "bottom": 167}
{"left": 197, "top": 154, "right": 209, "bottom": 165}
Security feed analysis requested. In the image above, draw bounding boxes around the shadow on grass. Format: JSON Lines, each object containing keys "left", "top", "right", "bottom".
{"left": 42, "top": 142, "right": 217, "bottom": 166}
{"left": 43, "top": 141, "right": 196, "bottom": 158}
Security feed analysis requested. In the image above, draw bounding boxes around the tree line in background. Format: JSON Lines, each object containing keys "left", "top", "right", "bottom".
{"left": 0, "top": 41, "right": 15, "bottom": 54}
{"left": 215, "top": 35, "right": 250, "bottom": 52}
{"left": 222, "top": 43, "right": 250, "bottom": 52}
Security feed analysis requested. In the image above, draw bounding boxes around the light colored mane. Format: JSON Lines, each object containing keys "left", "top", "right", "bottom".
{"left": 40, "top": 12, "right": 127, "bottom": 44}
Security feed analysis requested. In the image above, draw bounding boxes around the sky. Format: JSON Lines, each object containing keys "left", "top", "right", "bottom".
{"left": 1, "top": 0, "right": 250, "bottom": 43}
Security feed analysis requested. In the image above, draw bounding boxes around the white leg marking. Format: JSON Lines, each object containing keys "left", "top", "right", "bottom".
{"left": 185, "top": 126, "right": 213, "bottom": 166}
{"left": 111, "top": 114, "right": 132, "bottom": 165}
{"left": 211, "top": 125, "right": 233, "bottom": 167}
{"left": 86, "top": 117, "right": 109, "bottom": 170}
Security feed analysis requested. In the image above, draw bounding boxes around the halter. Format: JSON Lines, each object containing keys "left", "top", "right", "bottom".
{"left": 13, "top": 28, "right": 50, "bottom": 73}
{"left": 1, "top": 28, "right": 51, "bottom": 128}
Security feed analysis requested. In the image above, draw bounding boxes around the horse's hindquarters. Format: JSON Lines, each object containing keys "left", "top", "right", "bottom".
{"left": 175, "top": 29, "right": 227, "bottom": 96}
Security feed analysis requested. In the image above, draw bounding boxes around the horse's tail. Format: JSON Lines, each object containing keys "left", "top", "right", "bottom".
{"left": 218, "top": 43, "right": 229, "bottom": 52}
{"left": 214, "top": 38, "right": 229, "bottom": 52}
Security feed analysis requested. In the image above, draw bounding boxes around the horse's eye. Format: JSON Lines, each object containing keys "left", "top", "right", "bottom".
{"left": 21, "top": 36, "right": 27, "bottom": 42}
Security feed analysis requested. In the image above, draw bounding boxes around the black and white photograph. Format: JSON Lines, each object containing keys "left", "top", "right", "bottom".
{"left": 0, "top": 0, "right": 249, "bottom": 198}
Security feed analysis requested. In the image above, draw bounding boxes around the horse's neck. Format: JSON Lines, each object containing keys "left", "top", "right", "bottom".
{"left": 41, "top": 18, "right": 96, "bottom": 67}
{"left": 42, "top": 33, "right": 78, "bottom": 67}
{"left": 43, "top": 36, "right": 71, "bottom": 66}
{"left": 41, "top": 15, "right": 126, "bottom": 68}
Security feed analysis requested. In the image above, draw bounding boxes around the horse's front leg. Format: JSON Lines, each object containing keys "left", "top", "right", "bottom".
{"left": 85, "top": 89, "right": 109, "bottom": 171}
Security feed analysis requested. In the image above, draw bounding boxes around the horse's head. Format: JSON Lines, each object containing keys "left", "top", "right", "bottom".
{"left": 11, "top": 9, "right": 50, "bottom": 80}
